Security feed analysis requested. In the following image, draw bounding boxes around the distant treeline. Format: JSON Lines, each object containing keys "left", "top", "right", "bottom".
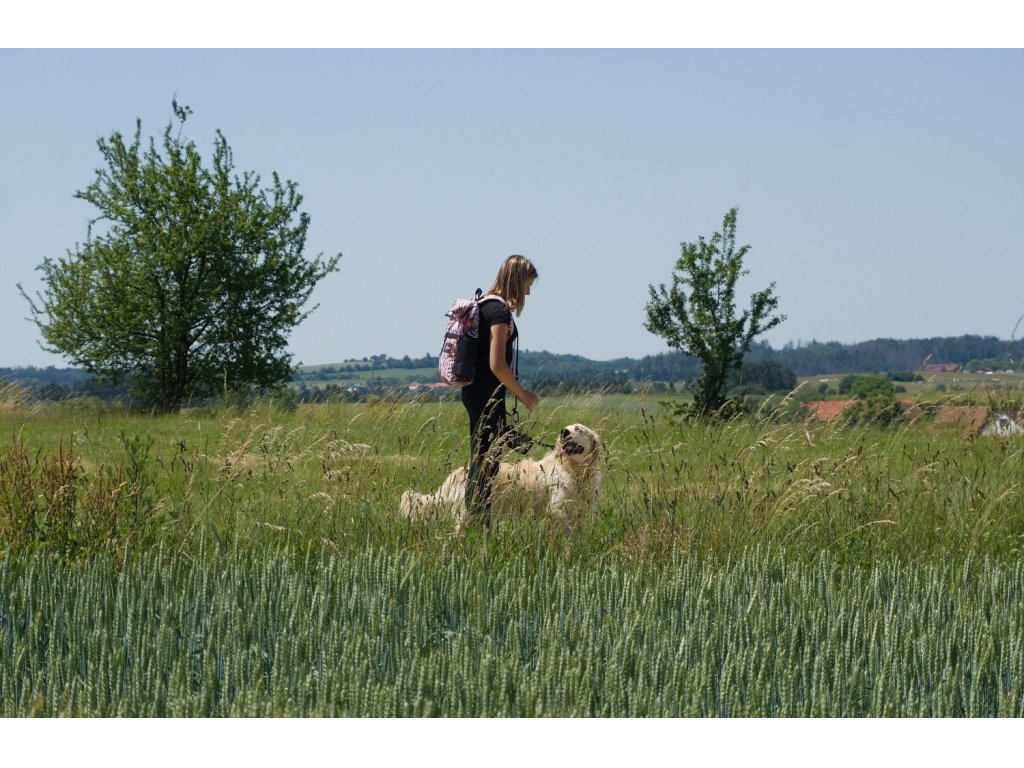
{"left": 523, "top": 334, "right": 1024, "bottom": 384}
{"left": 4, "top": 335, "right": 1021, "bottom": 403}
{"left": 747, "top": 336, "right": 1024, "bottom": 376}
{"left": 0, "top": 366, "right": 131, "bottom": 402}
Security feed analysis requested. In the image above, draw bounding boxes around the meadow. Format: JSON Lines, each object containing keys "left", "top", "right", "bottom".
{"left": 806, "top": 369, "right": 1024, "bottom": 403}
{"left": 2, "top": 392, "right": 1024, "bottom": 716}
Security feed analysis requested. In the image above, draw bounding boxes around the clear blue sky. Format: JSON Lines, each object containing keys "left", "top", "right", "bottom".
{"left": 2, "top": 46, "right": 1022, "bottom": 368}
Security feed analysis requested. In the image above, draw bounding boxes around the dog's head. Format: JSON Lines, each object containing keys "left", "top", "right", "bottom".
{"left": 557, "top": 423, "right": 601, "bottom": 464}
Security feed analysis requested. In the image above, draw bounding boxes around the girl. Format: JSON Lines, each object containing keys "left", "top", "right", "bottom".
{"left": 462, "top": 254, "right": 540, "bottom": 526}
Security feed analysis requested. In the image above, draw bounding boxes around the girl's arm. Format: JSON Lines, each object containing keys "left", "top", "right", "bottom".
{"left": 490, "top": 323, "right": 539, "bottom": 410}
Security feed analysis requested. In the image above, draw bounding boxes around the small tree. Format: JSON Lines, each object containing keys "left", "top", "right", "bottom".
{"left": 645, "top": 207, "right": 785, "bottom": 418}
{"left": 844, "top": 395, "right": 906, "bottom": 428}
{"left": 20, "top": 100, "right": 341, "bottom": 411}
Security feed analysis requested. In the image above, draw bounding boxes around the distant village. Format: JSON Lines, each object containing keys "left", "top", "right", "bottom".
{"left": 4, "top": 335, "right": 1023, "bottom": 434}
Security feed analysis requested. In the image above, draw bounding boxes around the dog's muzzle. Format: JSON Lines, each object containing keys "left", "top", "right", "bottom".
{"left": 560, "top": 427, "right": 586, "bottom": 455}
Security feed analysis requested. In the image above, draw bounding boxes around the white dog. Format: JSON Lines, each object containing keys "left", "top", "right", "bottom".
{"left": 982, "top": 412, "right": 1023, "bottom": 437}
{"left": 400, "top": 423, "right": 602, "bottom": 533}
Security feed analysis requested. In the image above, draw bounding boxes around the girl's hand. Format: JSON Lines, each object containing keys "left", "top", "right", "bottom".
{"left": 520, "top": 390, "right": 540, "bottom": 410}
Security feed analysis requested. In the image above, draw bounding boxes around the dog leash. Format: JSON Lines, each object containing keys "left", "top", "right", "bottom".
{"left": 506, "top": 339, "right": 555, "bottom": 450}
{"left": 507, "top": 401, "right": 557, "bottom": 450}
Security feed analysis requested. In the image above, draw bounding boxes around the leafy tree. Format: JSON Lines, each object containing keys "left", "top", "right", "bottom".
{"left": 20, "top": 100, "right": 340, "bottom": 411}
{"left": 835, "top": 374, "right": 908, "bottom": 428}
{"left": 843, "top": 395, "right": 906, "bottom": 428}
{"left": 644, "top": 207, "right": 785, "bottom": 417}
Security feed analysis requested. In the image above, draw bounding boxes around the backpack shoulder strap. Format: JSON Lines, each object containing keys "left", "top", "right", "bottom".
{"left": 478, "top": 293, "right": 513, "bottom": 323}
{"left": 478, "top": 293, "right": 516, "bottom": 345}
{"left": 475, "top": 293, "right": 518, "bottom": 375}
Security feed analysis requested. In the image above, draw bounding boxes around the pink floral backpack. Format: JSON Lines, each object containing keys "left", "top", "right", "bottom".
{"left": 437, "top": 290, "right": 514, "bottom": 387}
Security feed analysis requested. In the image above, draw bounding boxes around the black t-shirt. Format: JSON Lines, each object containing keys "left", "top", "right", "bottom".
{"left": 469, "top": 297, "right": 517, "bottom": 396}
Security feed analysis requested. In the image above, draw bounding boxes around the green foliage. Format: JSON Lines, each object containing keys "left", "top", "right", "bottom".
{"left": 0, "top": 433, "right": 163, "bottom": 555}
{"left": 839, "top": 374, "right": 902, "bottom": 399}
{"left": 887, "top": 371, "right": 924, "bottom": 383}
{"left": 833, "top": 375, "right": 909, "bottom": 428}
{"left": 19, "top": 99, "right": 340, "bottom": 412}
{"left": 645, "top": 208, "right": 785, "bottom": 417}
{"left": 843, "top": 394, "right": 907, "bottom": 428}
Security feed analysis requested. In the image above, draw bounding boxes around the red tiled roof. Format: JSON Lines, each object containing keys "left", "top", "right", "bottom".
{"left": 803, "top": 400, "right": 856, "bottom": 421}
{"left": 900, "top": 400, "right": 924, "bottom": 420}
{"left": 804, "top": 399, "right": 924, "bottom": 423}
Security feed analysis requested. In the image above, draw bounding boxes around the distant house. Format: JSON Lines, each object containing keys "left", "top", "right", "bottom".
{"left": 803, "top": 400, "right": 856, "bottom": 422}
{"left": 803, "top": 399, "right": 923, "bottom": 423}
{"left": 922, "top": 363, "right": 960, "bottom": 373}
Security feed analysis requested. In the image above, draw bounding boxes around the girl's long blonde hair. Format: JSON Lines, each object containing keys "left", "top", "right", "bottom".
{"left": 487, "top": 255, "right": 538, "bottom": 316}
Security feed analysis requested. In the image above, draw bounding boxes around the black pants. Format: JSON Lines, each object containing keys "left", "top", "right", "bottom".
{"left": 461, "top": 384, "right": 506, "bottom": 525}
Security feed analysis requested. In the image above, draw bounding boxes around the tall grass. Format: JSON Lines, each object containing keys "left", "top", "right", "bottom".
{"left": 3, "top": 394, "right": 1024, "bottom": 563}
{"left": 3, "top": 395, "right": 1024, "bottom": 717}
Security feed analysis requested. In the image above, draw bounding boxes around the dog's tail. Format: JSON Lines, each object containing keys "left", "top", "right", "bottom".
{"left": 399, "top": 490, "right": 424, "bottom": 520}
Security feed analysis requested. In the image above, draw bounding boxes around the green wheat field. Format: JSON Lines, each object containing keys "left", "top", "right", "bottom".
{"left": 2, "top": 392, "right": 1024, "bottom": 716}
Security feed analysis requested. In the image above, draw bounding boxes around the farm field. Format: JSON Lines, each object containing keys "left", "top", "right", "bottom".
{"left": 2, "top": 394, "right": 1024, "bottom": 716}
{"left": 295, "top": 365, "right": 439, "bottom": 388}
{"left": 3, "top": 546, "right": 1022, "bottom": 716}
{"left": 803, "top": 370, "right": 1024, "bottom": 404}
